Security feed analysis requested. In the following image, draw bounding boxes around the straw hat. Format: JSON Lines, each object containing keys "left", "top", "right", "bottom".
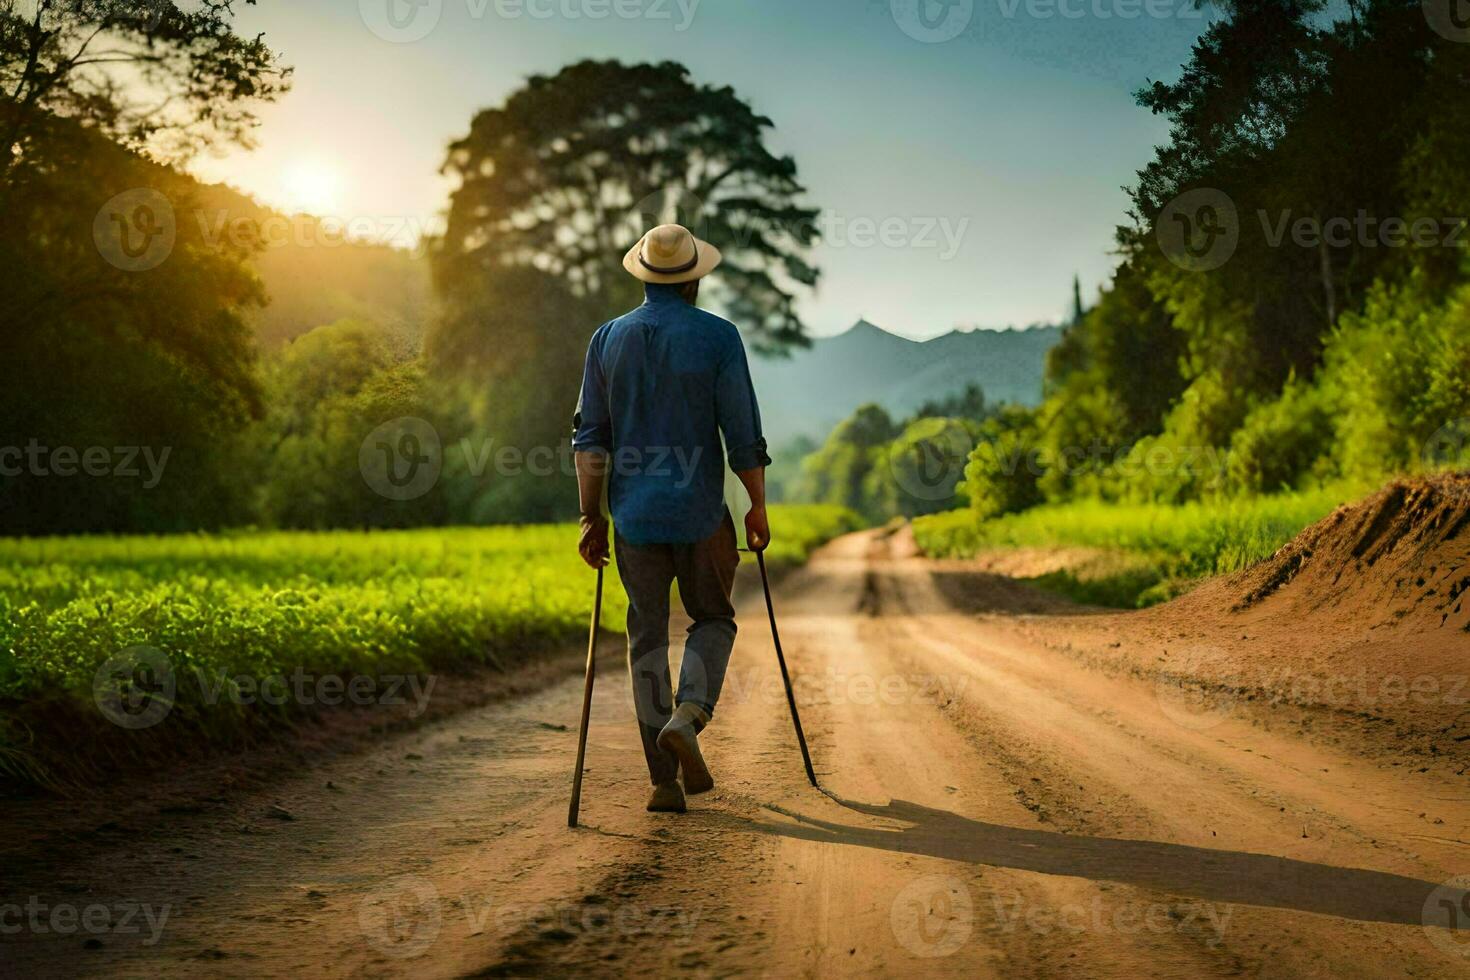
{"left": 623, "top": 224, "right": 722, "bottom": 284}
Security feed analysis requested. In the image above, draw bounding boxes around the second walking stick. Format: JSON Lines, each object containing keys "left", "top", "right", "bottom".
{"left": 754, "top": 550, "right": 818, "bottom": 788}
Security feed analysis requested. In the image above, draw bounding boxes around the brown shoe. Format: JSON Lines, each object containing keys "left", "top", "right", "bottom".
{"left": 646, "top": 780, "right": 687, "bottom": 813}
{"left": 657, "top": 703, "right": 714, "bottom": 795}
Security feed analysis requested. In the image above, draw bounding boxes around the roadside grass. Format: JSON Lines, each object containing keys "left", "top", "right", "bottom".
{"left": 912, "top": 484, "right": 1363, "bottom": 608}
{"left": 0, "top": 504, "right": 857, "bottom": 793}
{"left": 1022, "top": 556, "right": 1184, "bottom": 609}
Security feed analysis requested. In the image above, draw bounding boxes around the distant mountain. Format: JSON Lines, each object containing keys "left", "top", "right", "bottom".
{"left": 750, "top": 320, "right": 1062, "bottom": 445}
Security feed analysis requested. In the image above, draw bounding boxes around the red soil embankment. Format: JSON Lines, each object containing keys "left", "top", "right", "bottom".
{"left": 1014, "top": 474, "right": 1470, "bottom": 763}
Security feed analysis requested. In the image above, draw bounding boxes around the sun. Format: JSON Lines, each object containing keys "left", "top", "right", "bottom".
{"left": 280, "top": 158, "right": 343, "bottom": 215}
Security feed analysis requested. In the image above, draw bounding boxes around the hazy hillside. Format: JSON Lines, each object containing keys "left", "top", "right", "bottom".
{"left": 193, "top": 183, "right": 431, "bottom": 353}
{"left": 250, "top": 237, "right": 430, "bottom": 353}
{"left": 751, "top": 320, "right": 1062, "bottom": 445}
{"left": 198, "top": 177, "right": 1051, "bottom": 421}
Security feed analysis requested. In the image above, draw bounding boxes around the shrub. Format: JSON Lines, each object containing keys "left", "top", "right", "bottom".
{"left": 1226, "top": 376, "right": 1337, "bottom": 495}
{"left": 958, "top": 407, "right": 1045, "bottom": 519}
{"left": 1321, "top": 274, "right": 1470, "bottom": 479}
{"left": 871, "top": 417, "right": 977, "bottom": 519}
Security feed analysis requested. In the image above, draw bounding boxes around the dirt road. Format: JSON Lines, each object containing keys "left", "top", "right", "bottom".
{"left": 5, "top": 529, "right": 1469, "bottom": 978}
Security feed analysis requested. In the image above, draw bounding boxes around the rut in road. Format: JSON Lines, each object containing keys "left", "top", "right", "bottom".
{"left": 4, "top": 529, "right": 1468, "bottom": 979}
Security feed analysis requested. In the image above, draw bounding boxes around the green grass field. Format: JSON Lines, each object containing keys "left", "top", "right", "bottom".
{"left": 912, "top": 484, "right": 1362, "bottom": 607}
{"left": 0, "top": 504, "right": 859, "bottom": 791}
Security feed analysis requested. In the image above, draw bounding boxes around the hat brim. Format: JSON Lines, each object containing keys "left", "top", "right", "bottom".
{"left": 623, "top": 235, "right": 723, "bottom": 284}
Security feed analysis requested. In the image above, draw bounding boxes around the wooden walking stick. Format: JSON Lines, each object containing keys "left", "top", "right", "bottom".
{"left": 755, "top": 550, "right": 819, "bottom": 788}
{"left": 567, "top": 565, "right": 604, "bottom": 828}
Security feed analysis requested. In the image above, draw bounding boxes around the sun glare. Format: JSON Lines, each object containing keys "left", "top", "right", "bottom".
{"left": 280, "top": 159, "right": 343, "bottom": 215}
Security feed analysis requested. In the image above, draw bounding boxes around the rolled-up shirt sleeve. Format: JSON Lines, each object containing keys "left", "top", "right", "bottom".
{"left": 715, "top": 331, "right": 772, "bottom": 472}
{"left": 571, "top": 330, "right": 612, "bottom": 455}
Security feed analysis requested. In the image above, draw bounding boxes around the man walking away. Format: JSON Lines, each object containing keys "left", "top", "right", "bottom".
{"left": 571, "top": 223, "right": 772, "bottom": 814}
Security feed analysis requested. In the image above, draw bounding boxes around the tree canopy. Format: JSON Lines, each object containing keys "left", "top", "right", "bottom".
{"left": 1, "top": 0, "right": 289, "bottom": 533}
{"left": 431, "top": 59, "right": 819, "bottom": 358}
{"left": 955, "top": 0, "right": 1470, "bottom": 513}
{"left": 2, "top": 0, "right": 289, "bottom": 180}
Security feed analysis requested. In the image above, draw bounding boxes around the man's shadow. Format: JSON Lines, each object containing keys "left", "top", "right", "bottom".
{"left": 734, "top": 794, "right": 1468, "bottom": 930}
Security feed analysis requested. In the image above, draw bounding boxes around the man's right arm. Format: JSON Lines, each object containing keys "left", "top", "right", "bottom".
{"left": 574, "top": 451, "right": 610, "bottom": 567}
{"left": 735, "top": 466, "right": 769, "bottom": 551}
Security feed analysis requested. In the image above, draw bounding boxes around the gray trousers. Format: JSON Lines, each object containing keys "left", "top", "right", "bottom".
{"left": 615, "top": 510, "right": 740, "bottom": 785}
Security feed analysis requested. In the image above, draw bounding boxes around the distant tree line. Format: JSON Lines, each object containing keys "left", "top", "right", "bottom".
{"left": 794, "top": 389, "right": 996, "bottom": 523}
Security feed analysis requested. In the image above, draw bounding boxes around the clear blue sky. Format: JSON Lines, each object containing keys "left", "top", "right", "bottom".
{"left": 194, "top": 0, "right": 1218, "bottom": 338}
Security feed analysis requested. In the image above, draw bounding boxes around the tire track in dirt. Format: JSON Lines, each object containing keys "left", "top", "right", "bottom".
{"left": 521, "top": 533, "right": 1249, "bottom": 979}
{"left": 852, "top": 532, "right": 1470, "bottom": 977}
{"left": 759, "top": 536, "right": 1248, "bottom": 979}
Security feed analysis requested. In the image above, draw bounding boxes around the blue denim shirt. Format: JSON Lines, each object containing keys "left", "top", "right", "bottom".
{"left": 572, "top": 284, "right": 771, "bottom": 545}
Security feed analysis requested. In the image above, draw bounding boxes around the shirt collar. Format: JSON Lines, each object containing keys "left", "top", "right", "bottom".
{"left": 643, "top": 283, "right": 686, "bottom": 306}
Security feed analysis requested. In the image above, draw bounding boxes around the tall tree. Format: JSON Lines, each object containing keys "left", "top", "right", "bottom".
{"left": 424, "top": 60, "right": 820, "bottom": 523}
{"left": 431, "top": 59, "right": 820, "bottom": 358}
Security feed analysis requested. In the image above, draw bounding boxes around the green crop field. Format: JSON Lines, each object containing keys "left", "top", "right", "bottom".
{"left": 0, "top": 504, "right": 860, "bottom": 792}
{"left": 912, "top": 484, "right": 1362, "bottom": 608}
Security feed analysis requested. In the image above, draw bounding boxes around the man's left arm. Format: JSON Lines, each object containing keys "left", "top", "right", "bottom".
{"left": 714, "top": 330, "right": 774, "bottom": 549}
